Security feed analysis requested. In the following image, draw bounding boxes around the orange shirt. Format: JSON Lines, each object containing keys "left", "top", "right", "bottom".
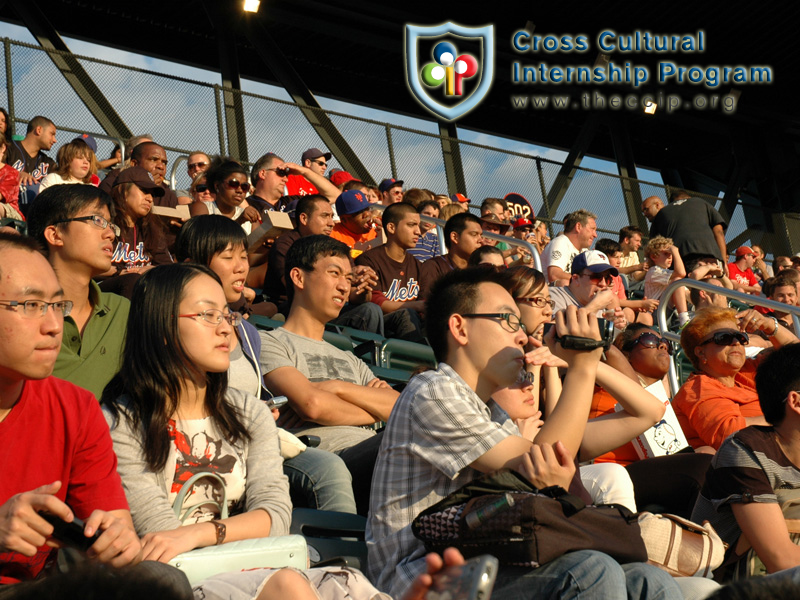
{"left": 672, "top": 359, "right": 760, "bottom": 450}
{"left": 330, "top": 223, "right": 377, "bottom": 258}
{"left": 589, "top": 386, "right": 640, "bottom": 466}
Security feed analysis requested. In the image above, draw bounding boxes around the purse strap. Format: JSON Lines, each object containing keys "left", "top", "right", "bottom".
{"left": 172, "top": 472, "right": 229, "bottom": 523}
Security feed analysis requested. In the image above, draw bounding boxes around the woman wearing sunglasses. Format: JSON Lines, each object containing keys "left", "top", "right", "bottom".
{"left": 101, "top": 264, "right": 382, "bottom": 600}
{"left": 189, "top": 172, "right": 214, "bottom": 204}
{"left": 189, "top": 159, "right": 260, "bottom": 234}
{"left": 586, "top": 324, "right": 716, "bottom": 517}
{"left": 673, "top": 306, "right": 798, "bottom": 451}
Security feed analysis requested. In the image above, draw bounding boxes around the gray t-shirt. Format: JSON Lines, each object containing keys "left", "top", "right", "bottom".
{"left": 259, "top": 328, "right": 377, "bottom": 452}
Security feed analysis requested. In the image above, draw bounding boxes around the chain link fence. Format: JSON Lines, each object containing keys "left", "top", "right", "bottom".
{"left": 3, "top": 36, "right": 791, "bottom": 258}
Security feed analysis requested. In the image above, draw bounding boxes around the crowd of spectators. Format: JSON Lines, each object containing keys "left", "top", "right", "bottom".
{"left": 3, "top": 115, "right": 800, "bottom": 600}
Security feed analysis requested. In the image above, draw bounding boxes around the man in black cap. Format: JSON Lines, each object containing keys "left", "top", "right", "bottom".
{"left": 379, "top": 178, "right": 404, "bottom": 205}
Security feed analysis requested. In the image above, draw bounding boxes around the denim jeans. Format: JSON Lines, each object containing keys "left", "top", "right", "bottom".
{"left": 330, "top": 302, "right": 385, "bottom": 336}
{"left": 283, "top": 447, "right": 357, "bottom": 514}
{"left": 492, "top": 550, "right": 682, "bottom": 600}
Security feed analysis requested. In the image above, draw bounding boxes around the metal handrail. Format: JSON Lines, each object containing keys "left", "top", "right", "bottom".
{"left": 656, "top": 278, "right": 800, "bottom": 396}
{"left": 170, "top": 155, "right": 188, "bottom": 191}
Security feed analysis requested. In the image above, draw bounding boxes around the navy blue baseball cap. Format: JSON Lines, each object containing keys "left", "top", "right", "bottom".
{"left": 379, "top": 178, "right": 403, "bottom": 193}
{"left": 335, "top": 189, "right": 371, "bottom": 216}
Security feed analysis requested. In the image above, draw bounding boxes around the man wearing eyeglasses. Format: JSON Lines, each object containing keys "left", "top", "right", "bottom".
{"left": 26, "top": 184, "right": 130, "bottom": 400}
{"left": 549, "top": 250, "right": 627, "bottom": 329}
{"left": 0, "top": 233, "right": 191, "bottom": 596}
{"left": 367, "top": 267, "right": 681, "bottom": 600}
{"left": 175, "top": 151, "right": 211, "bottom": 203}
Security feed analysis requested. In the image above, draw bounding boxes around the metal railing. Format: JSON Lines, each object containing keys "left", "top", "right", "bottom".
{"left": 2, "top": 35, "right": 789, "bottom": 257}
{"left": 656, "top": 278, "right": 800, "bottom": 396}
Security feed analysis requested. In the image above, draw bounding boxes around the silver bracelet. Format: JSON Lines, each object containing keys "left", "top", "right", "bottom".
{"left": 766, "top": 316, "right": 779, "bottom": 337}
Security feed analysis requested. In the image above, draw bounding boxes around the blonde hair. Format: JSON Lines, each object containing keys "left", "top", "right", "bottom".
{"left": 644, "top": 235, "right": 673, "bottom": 260}
{"left": 439, "top": 203, "right": 466, "bottom": 220}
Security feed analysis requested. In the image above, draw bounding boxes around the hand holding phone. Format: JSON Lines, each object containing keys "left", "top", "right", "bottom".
{"left": 39, "top": 512, "right": 100, "bottom": 552}
{"left": 425, "top": 554, "right": 498, "bottom": 600}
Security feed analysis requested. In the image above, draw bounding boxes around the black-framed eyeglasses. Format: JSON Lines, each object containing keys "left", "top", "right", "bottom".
{"left": 224, "top": 179, "right": 251, "bottom": 193}
{"left": 310, "top": 159, "right": 327, "bottom": 169}
{"left": 0, "top": 299, "right": 73, "bottom": 318}
{"left": 518, "top": 296, "right": 555, "bottom": 309}
{"left": 193, "top": 184, "right": 209, "bottom": 193}
{"left": 698, "top": 329, "right": 749, "bottom": 347}
{"left": 52, "top": 215, "right": 120, "bottom": 237}
{"left": 266, "top": 167, "right": 290, "bottom": 177}
{"left": 622, "top": 332, "right": 673, "bottom": 355}
{"left": 178, "top": 309, "right": 242, "bottom": 327}
{"left": 580, "top": 272, "right": 614, "bottom": 285}
{"left": 188, "top": 161, "right": 208, "bottom": 171}
{"left": 461, "top": 312, "right": 526, "bottom": 333}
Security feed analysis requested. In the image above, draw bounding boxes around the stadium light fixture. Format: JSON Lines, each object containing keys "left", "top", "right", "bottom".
{"left": 243, "top": 0, "right": 260, "bottom": 12}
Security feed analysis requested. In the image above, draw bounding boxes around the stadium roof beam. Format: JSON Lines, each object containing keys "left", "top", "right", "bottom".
{"left": 545, "top": 114, "right": 599, "bottom": 218}
{"left": 242, "top": 15, "right": 374, "bottom": 185}
{"left": 206, "top": 0, "right": 249, "bottom": 163}
{"left": 12, "top": 0, "right": 132, "bottom": 140}
{"left": 438, "top": 121, "right": 466, "bottom": 196}
{"left": 609, "top": 119, "right": 646, "bottom": 231}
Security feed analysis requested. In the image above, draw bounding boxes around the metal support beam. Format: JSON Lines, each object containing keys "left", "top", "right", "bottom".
{"left": 12, "top": 0, "right": 132, "bottom": 140}
{"left": 217, "top": 28, "right": 248, "bottom": 163}
{"left": 608, "top": 119, "right": 645, "bottom": 231}
{"left": 242, "top": 17, "right": 374, "bottom": 185}
{"left": 438, "top": 121, "right": 466, "bottom": 196}
{"left": 545, "top": 115, "right": 599, "bottom": 218}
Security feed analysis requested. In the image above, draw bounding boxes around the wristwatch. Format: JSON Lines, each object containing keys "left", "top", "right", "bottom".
{"left": 210, "top": 520, "right": 226, "bottom": 545}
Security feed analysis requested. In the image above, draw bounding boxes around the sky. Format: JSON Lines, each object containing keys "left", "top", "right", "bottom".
{"left": 0, "top": 18, "right": 703, "bottom": 240}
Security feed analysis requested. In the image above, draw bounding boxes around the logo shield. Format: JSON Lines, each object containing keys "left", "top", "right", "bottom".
{"left": 405, "top": 22, "right": 494, "bottom": 121}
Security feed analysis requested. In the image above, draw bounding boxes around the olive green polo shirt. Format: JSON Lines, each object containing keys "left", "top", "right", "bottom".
{"left": 54, "top": 281, "right": 130, "bottom": 399}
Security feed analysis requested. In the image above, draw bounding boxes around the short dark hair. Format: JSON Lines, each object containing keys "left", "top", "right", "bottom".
{"left": 382, "top": 202, "right": 416, "bottom": 232}
{"left": 175, "top": 215, "right": 248, "bottom": 265}
{"left": 417, "top": 200, "right": 439, "bottom": 215}
{"left": 425, "top": 266, "right": 513, "bottom": 363}
{"left": 467, "top": 245, "right": 503, "bottom": 267}
{"left": 756, "top": 344, "right": 800, "bottom": 426}
{"left": 766, "top": 273, "right": 798, "bottom": 298}
{"left": 444, "top": 212, "right": 481, "bottom": 250}
{"left": 130, "top": 141, "right": 163, "bottom": 163}
{"left": 26, "top": 115, "right": 54, "bottom": 135}
{"left": 563, "top": 209, "right": 596, "bottom": 233}
{"left": 595, "top": 238, "right": 621, "bottom": 257}
{"left": 295, "top": 194, "right": 329, "bottom": 227}
{"left": 284, "top": 234, "right": 350, "bottom": 304}
{"left": 27, "top": 184, "right": 114, "bottom": 252}
{"left": 619, "top": 225, "right": 643, "bottom": 244}
{"left": 341, "top": 179, "right": 365, "bottom": 192}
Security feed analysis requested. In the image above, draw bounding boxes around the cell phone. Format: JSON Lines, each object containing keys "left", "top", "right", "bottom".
{"left": 39, "top": 512, "right": 100, "bottom": 552}
{"left": 425, "top": 554, "right": 499, "bottom": 600}
{"left": 266, "top": 395, "right": 289, "bottom": 410}
{"left": 543, "top": 322, "right": 555, "bottom": 337}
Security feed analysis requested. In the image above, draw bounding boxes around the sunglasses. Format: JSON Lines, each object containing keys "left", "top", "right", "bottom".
{"left": 698, "top": 329, "right": 749, "bottom": 347}
{"left": 267, "top": 167, "right": 290, "bottom": 177}
{"left": 580, "top": 272, "right": 614, "bottom": 285}
{"left": 188, "top": 161, "right": 208, "bottom": 170}
{"left": 193, "top": 184, "right": 209, "bottom": 193}
{"left": 623, "top": 332, "right": 673, "bottom": 355}
{"left": 225, "top": 179, "right": 251, "bottom": 193}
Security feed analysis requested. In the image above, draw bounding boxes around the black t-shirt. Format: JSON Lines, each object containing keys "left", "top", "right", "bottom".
{"left": 355, "top": 245, "right": 431, "bottom": 306}
{"left": 649, "top": 197, "right": 727, "bottom": 261}
{"left": 6, "top": 141, "right": 55, "bottom": 182}
{"left": 264, "top": 230, "right": 302, "bottom": 302}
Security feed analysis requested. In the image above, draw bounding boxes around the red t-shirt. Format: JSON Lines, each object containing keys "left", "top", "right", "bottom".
{"left": 727, "top": 262, "right": 758, "bottom": 288}
{"left": 0, "top": 378, "right": 128, "bottom": 584}
{"left": 285, "top": 174, "right": 319, "bottom": 197}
